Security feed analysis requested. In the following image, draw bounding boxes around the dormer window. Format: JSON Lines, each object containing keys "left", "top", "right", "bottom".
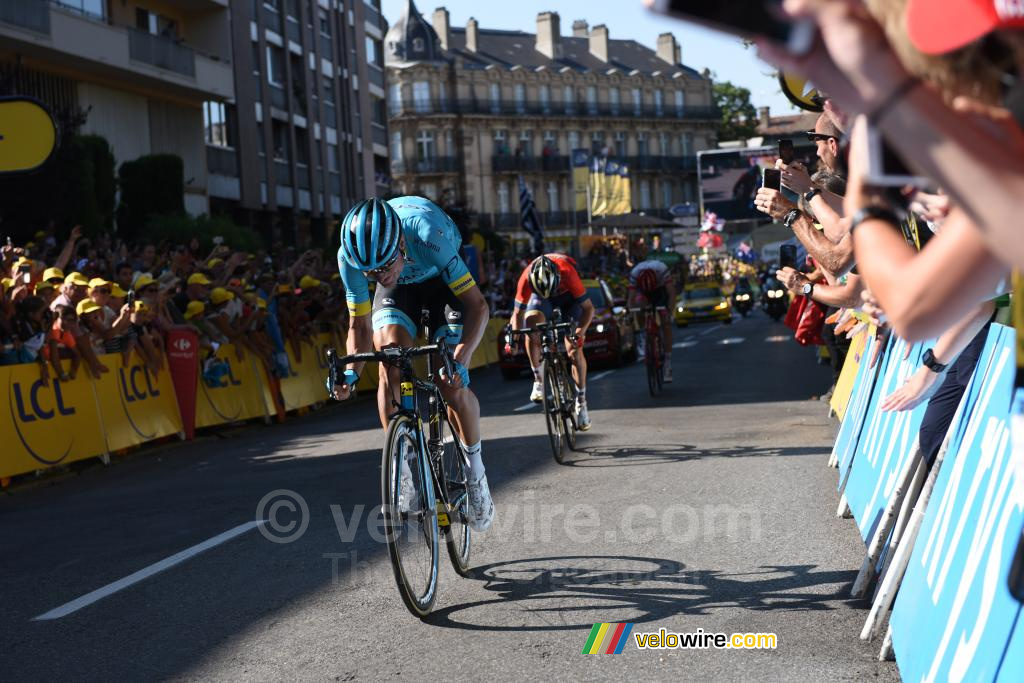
{"left": 412, "top": 37, "right": 424, "bottom": 53}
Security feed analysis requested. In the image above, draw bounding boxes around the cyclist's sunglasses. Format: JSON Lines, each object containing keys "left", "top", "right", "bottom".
{"left": 364, "top": 251, "right": 401, "bottom": 276}
{"left": 805, "top": 130, "right": 839, "bottom": 143}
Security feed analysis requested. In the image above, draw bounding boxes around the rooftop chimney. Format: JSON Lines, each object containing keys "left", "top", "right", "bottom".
{"left": 536, "top": 11, "right": 562, "bottom": 59}
{"left": 589, "top": 24, "right": 609, "bottom": 63}
{"left": 656, "top": 32, "right": 678, "bottom": 65}
{"left": 466, "top": 17, "right": 478, "bottom": 52}
{"left": 432, "top": 7, "right": 450, "bottom": 51}
{"left": 572, "top": 19, "right": 588, "bottom": 37}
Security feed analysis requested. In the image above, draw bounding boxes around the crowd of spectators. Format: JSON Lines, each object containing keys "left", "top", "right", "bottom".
{"left": 1, "top": 228, "right": 346, "bottom": 386}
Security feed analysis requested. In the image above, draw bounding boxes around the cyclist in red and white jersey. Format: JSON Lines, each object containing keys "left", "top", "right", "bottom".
{"left": 627, "top": 244, "right": 676, "bottom": 382}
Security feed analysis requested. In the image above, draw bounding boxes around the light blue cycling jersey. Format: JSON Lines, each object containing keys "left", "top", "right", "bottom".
{"left": 338, "top": 196, "right": 475, "bottom": 317}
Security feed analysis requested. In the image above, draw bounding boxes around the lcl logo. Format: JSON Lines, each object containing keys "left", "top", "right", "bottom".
{"left": 208, "top": 359, "right": 243, "bottom": 388}
{"left": 118, "top": 365, "right": 160, "bottom": 401}
{"left": 12, "top": 379, "right": 75, "bottom": 422}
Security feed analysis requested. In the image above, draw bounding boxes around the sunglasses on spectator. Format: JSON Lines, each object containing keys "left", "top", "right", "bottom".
{"left": 804, "top": 130, "right": 838, "bottom": 143}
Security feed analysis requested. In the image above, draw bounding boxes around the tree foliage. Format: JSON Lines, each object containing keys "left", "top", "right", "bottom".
{"left": 713, "top": 80, "right": 759, "bottom": 143}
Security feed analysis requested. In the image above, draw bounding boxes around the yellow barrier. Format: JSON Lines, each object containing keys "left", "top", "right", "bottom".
{"left": 279, "top": 335, "right": 333, "bottom": 411}
{"left": 92, "top": 356, "right": 183, "bottom": 452}
{"left": 830, "top": 326, "right": 870, "bottom": 420}
{"left": 195, "top": 345, "right": 272, "bottom": 429}
{"left": 0, "top": 364, "right": 107, "bottom": 478}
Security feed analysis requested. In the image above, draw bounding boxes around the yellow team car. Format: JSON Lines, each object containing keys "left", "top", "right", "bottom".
{"left": 674, "top": 282, "right": 733, "bottom": 327}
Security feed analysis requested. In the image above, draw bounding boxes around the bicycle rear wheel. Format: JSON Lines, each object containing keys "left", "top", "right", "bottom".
{"left": 559, "top": 360, "right": 577, "bottom": 452}
{"left": 382, "top": 414, "right": 439, "bottom": 617}
{"left": 646, "top": 329, "right": 660, "bottom": 397}
{"left": 540, "top": 359, "right": 564, "bottom": 462}
{"left": 437, "top": 411, "right": 472, "bottom": 576}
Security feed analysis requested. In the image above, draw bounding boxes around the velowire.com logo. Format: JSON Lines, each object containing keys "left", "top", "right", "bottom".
{"left": 582, "top": 623, "right": 634, "bottom": 654}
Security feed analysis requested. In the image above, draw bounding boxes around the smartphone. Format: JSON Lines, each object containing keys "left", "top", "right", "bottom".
{"left": 864, "top": 123, "right": 930, "bottom": 187}
{"left": 213, "top": 236, "right": 224, "bottom": 246}
{"left": 23, "top": 272, "right": 32, "bottom": 284}
{"left": 779, "top": 244, "right": 798, "bottom": 270}
{"left": 779, "top": 139, "right": 795, "bottom": 165}
{"left": 763, "top": 168, "right": 782, "bottom": 191}
{"left": 126, "top": 290, "right": 136, "bottom": 308}
{"left": 645, "top": 0, "right": 816, "bottom": 55}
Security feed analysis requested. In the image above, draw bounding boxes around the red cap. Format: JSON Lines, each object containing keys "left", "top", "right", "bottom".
{"left": 906, "top": 0, "right": 1024, "bottom": 55}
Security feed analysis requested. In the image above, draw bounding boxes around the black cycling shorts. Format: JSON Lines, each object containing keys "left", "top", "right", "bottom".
{"left": 371, "top": 276, "right": 463, "bottom": 344}
{"left": 524, "top": 291, "right": 584, "bottom": 324}
{"left": 636, "top": 286, "right": 669, "bottom": 309}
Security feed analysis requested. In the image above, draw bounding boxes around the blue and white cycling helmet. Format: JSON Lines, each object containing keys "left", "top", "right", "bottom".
{"left": 339, "top": 198, "right": 401, "bottom": 271}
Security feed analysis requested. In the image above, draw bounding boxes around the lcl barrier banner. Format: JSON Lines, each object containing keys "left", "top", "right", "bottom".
{"left": 91, "top": 356, "right": 183, "bottom": 453}
{"left": 830, "top": 326, "right": 869, "bottom": 421}
{"left": 195, "top": 345, "right": 272, "bottom": 429}
{"left": 890, "top": 324, "right": 1023, "bottom": 682}
{"left": 832, "top": 330, "right": 882, "bottom": 478}
{"left": 844, "top": 338, "right": 935, "bottom": 543}
{"left": 280, "top": 336, "right": 332, "bottom": 411}
{"left": 0, "top": 365, "right": 107, "bottom": 478}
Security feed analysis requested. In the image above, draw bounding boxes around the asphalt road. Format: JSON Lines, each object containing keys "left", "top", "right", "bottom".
{"left": 1, "top": 311, "right": 900, "bottom": 681}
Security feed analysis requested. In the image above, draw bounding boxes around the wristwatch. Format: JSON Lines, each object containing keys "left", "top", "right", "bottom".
{"left": 922, "top": 348, "right": 948, "bottom": 373}
{"left": 801, "top": 281, "right": 815, "bottom": 298}
{"left": 849, "top": 205, "right": 900, "bottom": 235}
{"left": 803, "top": 188, "right": 822, "bottom": 203}
{"left": 783, "top": 209, "right": 802, "bottom": 229}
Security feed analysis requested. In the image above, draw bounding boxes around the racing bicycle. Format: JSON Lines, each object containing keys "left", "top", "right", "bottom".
{"left": 326, "top": 315, "right": 471, "bottom": 617}
{"left": 507, "top": 313, "right": 580, "bottom": 463}
{"left": 642, "top": 304, "right": 668, "bottom": 397}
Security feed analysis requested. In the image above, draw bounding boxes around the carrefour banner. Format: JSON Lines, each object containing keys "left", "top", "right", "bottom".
{"left": 832, "top": 330, "right": 882, "bottom": 478}
{"left": 0, "top": 366, "right": 106, "bottom": 478}
{"left": 92, "top": 356, "right": 183, "bottom": 452}
{"left": 572, "top": 149, "right": 590, "bottom": 211}
{"left": 844, "top": 337, "right": 935, "bottom": 542}
{"left": 195, "top": 345, "right": 272, "bottom": 429}
{"left": 890, "top": 324, "right": 1023, "bottom": 683}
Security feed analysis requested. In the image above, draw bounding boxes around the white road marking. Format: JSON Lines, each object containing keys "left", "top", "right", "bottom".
{"left": 33, "top": 521, "right": 264, "bottom": 621}
{"left": 718, "top": 337, "right": 746, "bottom": 345}
{"left": 673, "top": 341, "right": 699, "bottom": 349}
{"left": 589, "top": 370, "right": 614, "bottom": 382}
{"left": 765, "top": 335, "right": 790, "bottom": 343}
{"left": 514, "top": 402, "right": 539, "bottom": 412}
{"left": 698, "top": 324, "right": 723, "bottom": 337}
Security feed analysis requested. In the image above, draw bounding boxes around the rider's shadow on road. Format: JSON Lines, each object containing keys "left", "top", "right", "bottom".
{"left": 560, "top": 443, "right": 828, "bottom": 467}
{"left": 424, "top": 555, "right": 858, "bottom": 631}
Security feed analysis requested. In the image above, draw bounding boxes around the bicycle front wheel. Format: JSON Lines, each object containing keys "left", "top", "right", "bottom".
{"left": 559, "top": 360, "right": 577, "bottom": 452}
{"left": 382, "top": 414, "right": 439, "bottom": 617}
{"left": 540, "top": 359, "right": 564, "bottom": 462}
{"left": 646, "top": 330, "right": 660, "bottom": 397}
{"left": 438, "top": 412, "right": 472, "bottom": 576}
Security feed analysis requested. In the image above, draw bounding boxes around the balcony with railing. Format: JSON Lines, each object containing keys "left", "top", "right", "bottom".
{"left": 269, "top": 84, "right": 287, "bottom": 110}
{"left": 624, "top": 156, "right": 698, "bottom": 173}
{"left": 491, "top": 155, "right": 569, "bottom": 174}
{"left": 285, "top": 16, "right": 301, "bottom": 43}
{"left": 128, "top": 28, "right": 195, "bottom": 77}
{"left": 367, "top": 63, "right": 385, "bottom": 89}
{"left": 206, "top": 145, "right": 238, "bottom": 176}
{"left": 390, "top": 157, "right": 461, "bottom": 174}
{"left": 274, "top": 159, "right": 292, "bottom": 186}
{"left": 371, "top": 123, "right": 388, "bottom": 148}
{"left": 388, "top": 97, "right": 718, "bottom": 120}
{"left": 0, "top": 0, "right": 50, "bottom": 33}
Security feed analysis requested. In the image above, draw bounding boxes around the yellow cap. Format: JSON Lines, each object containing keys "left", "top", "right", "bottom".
{"left": 133, "top": 274, "right": 157, "bottom": 290}
{"left": 14, "top": 256, "right": 33, "bottom": 267}
{"left": 111, "top": 283, "right": 128, "bottom": 298}
{"left": 184, "top": 300, "right": 205, "bottom": 320}
{"left": 1, "top": 277, "right": 14, "bottom": 290}
{"left": 207, "top": 258, "right": 224, "bottom": 268}
{"left": 88, "top": 277, "right": 111, "bottom": 290}
{"left": 42, "top": 267, "right": 64, "bottom": 282}
{"left": 277, "top": 284, "right": 294, "bottom": 295}
{"left": 256, "top": 298, "right": 268, "bottom": 310}
{"left": 210, "top": 287, "right": 235, "bottom": 305}
{"left": 187, "top": 272, "right": 212, "bottom": 286}
{"left": 76, "top": 299, "right": 102, "bottom": 316}
{"left": 134, "top": 301, "right": 149, "bottom": 312}
{"left": 35, "top": 280, "right": 55, "bottom": 291}
{"left": 65, "top": 272, "right": 89, "bottom": 286}
{"left": 299, "top": 275, "right": 321, "bottom": 290}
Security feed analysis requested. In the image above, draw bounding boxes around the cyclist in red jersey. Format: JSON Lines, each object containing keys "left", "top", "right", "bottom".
{"left": 508, "top": 254, "right": 595, "bottom": 430}
{"left": 627, "top": 242, "right": 677, "bottom": 382}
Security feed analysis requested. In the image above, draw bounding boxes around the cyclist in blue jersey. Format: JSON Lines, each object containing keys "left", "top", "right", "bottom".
{"left": 329, "top": 196, "right": 494, "bottom": 531}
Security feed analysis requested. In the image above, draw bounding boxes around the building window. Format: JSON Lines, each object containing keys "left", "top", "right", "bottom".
{"left": 586, "top": 86, "right": 597, "bottom": 115}
{"left": 413, "top": 81, "right": 430, "bottom": 113}
{"left": 267, "top": 45, "right": 286, "bottom": 87}
{"left": 295, "top": 128, "right": 309, "bottom": 166}
{"left": 683, "top": 180, "right": 694, "bottom": 202}
{"left": 445, "top": 129, "right": 454, "bottom": 156}
{"left": 203, "top": 101, "right": 229, "bottom": 147}
{"left": 563, "top": 85, "right": 574, "bottom": 114}
{"left": 390, "top": 132, "right": 402, "bottom": 162}
{"left": 497, "top": 182, "right": 510, "bottom": 214}
{"left": 416, "top": 129, "right": 435, "bottom": 160}
{"left": 609, "top": 88, "right": 620, "bottom": 116}
{"left": 661, "top": 180, "right": 672, "bottom": 208}
{"left": 675, "top": 90, "right": 685, "bottom": 116}
{"left": 328, "top": 143, "right": 340, "bottom": 171}
{"left": 543, "top": 130, "right": 557, "bottom": 155}
{"left": 60, "top": 0, "right": 105, "bottom": 19}
{"left": 632, "top": 88, "right": 642, "bottom": 115}
{"left": 590, "top": 130, "right": 604, "bottom": 155}
{"left": 264, "top": 0, "right": 281, "bottom": 10}
{"left": 658, "top": 132, "right": 670, "bottom": 156}
{"left": 636, "top": 132, "right": 648, "bottom": 157}
{"left": 546, "top": 181, "right": 559, "bottom": 212}
{"left": 654, "top": 90, "right": 664, "bottom": 116}
{"left": 568, "top": 130, "right": 580, "bottom": 151}
{"left": 272, "top": 121, "right": 290, "bottom": 161}
{"left": 490, "top": 83, "right": 501, "bottom": 114}
{"left": 438, "top": 81, "right": 448, "bottom": 107}
{"left": 323, "top": 77, "right": 335, "bottom": 104}
{"left": 251, "top": 42, "right": 261, "bottom": 74}
{"left": 514, "top": 83, "right": 526, "bottom": 114}
{"left": 517, "top": 129, "right": 532, "bottom": 157}
{"left": 388, "top": 83, "right": 402, "bottom": 112}
{"left": 366, "top": 36, "right": 382, "bottom": 66}
{"left": 136, "top": 8, "right": 176, "bottom": 37}
{"left": 494, "top": 129, "right": 509, "bottom": 155}
{"left": 412, "top": 37, "right": 425, "bottom": 54}
{"left": 319, "top": 8, "right": 330, "bottom": 35}
{"left": 613, "top": 131, "right": 626, "bottom": 158}
{"left": 682, "top": 132, "right": 694, "bottom": 156}
{"left": 539, "top": 84, "right": 550, "bottom": 113}
{"left": 639, "top": 180, "right": 651, "bottom": 209}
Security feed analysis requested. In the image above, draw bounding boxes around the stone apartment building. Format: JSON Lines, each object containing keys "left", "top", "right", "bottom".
{"left": 383, "top": 1, "right": 719, "bottom": 243}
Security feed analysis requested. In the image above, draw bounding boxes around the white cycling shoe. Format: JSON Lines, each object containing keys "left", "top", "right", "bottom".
{"left": 467, "top": 475, "right": 494, "bottom": 531}
{"left": 664, "top": 362, "right": 673, "bottom": 383}
{"left": 530, "top": 380, "right": 544, "bottom": 403}
{"left": 576, "top": 397, "right": 592, "bottom": 431}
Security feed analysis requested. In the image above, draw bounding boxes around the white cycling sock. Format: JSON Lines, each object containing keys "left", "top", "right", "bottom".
{"left": 532, "top": 368, "right": 540, "bottom": 382}
{"left": 461, "top": 440, "right": 484, "bottom": 482}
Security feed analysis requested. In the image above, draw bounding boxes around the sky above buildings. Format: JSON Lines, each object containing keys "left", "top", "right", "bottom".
{"left": 381, "top": 0, "right": 799, "bottom": 117}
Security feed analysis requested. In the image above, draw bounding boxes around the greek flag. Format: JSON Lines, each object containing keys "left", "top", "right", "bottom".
{"left": 518, "top": 175, "right": 545, "bottom": 255}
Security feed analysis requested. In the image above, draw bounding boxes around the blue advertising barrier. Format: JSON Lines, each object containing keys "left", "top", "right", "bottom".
{"left": 844, "top": 338, "right": 934, "bottom": 543}
{"left": 832, "top": 331, "right": 881, "bottom": 478}
{"left": 889, "top": 324, "right": 1024, "bottom": 683}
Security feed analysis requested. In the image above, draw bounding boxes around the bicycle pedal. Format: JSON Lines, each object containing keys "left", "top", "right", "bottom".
{"left": 436, "top": 501, "right": 450, "bottom": 527}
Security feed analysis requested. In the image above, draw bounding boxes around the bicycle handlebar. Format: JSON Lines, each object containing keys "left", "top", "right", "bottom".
{"left": 508, "top": 321, "right": 575, "bottom": 336}
{"left": 326, "top": 342, "right": 456, "bottom": 389}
